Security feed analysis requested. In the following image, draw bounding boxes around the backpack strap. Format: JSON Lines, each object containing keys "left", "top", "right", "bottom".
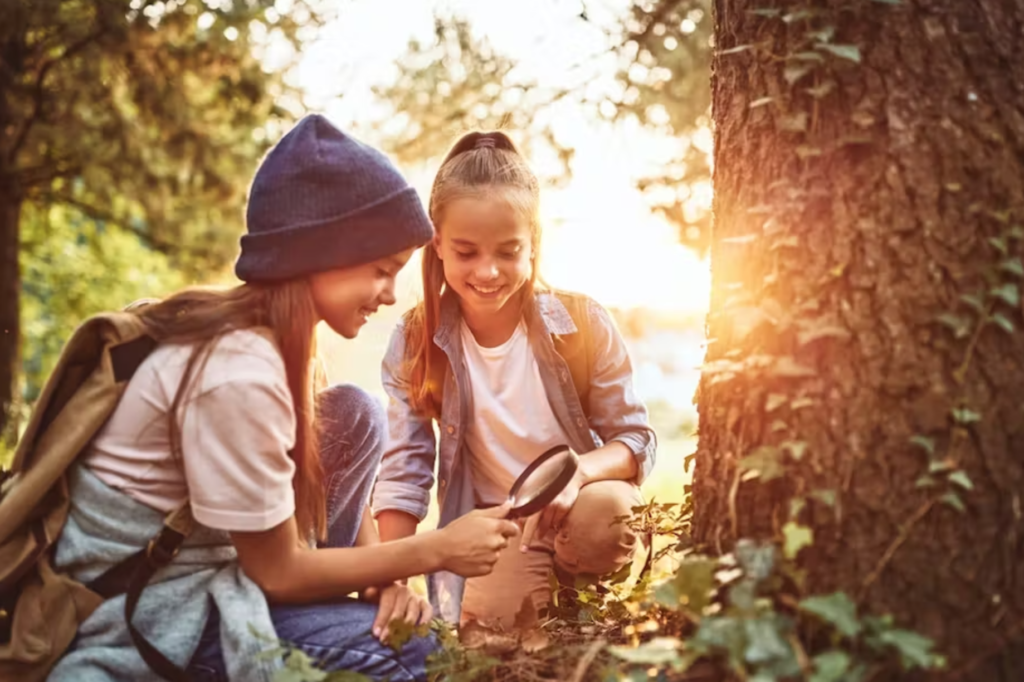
{"left": 86, "top": 504, "right": 194, "bottom": 682}
{"left": 552, "top": 292, "right": 593, "bottom": 419}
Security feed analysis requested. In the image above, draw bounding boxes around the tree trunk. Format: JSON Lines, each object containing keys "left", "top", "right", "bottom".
{"left": 0, "top": 176, "right": 21, "bottom": 445}
{"left": 694, "top": 0, "right": 1024, "bottom": 678}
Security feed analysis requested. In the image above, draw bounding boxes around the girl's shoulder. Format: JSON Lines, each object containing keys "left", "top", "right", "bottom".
{"left": 147, "top": 327, "right": 287, "bottom": 395}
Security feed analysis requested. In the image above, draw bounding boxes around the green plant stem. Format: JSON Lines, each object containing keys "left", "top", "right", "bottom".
{"left": 859, "top": 497, "right": 937, "bottom": 597}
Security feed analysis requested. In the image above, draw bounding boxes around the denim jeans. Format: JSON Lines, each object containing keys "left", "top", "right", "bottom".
{"left": 186, "top": 384, "right": 437, "bottom": 681}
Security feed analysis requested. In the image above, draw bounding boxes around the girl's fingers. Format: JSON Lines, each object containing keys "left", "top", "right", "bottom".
{"left": 420, "top": 600, "right": 434, "bottom": 625}
{"left": 373, "top": 587, "right": 397, "bottom": 637}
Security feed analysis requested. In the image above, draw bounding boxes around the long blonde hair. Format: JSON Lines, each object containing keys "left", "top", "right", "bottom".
{"left": 404, "top": 131, "right": 542, "bottom": 419}
{"left": 137, "top": 280, "right": 327, "bottom": 540}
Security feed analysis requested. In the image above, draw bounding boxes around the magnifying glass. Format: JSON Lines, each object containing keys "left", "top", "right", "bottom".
{"left": 504, "top": 445, "right": 580, "bottom": 520}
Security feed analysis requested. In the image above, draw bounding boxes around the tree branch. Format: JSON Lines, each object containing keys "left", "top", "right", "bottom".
{"left": 8, "top": 25, "right": 110, "bottom": 165}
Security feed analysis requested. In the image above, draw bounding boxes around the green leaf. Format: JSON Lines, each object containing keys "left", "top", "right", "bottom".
{"left": 810, "top": 489, "right": 836, "bottom": 507}
{"left": 739, "top": 446, "right": 786, "bottom": 482}
{"left": 999, "top": 257, "right": 1024, "bottom": 278}
{"left": 790, "top": 497, "right": 807, "bottom": 519}
{"left": 990, "top": 283, "right": 1020, "bottom": 306}
{"left": 656, "top": 558, "right": 716, "bottom": 614}
{"left": 799, "top": 592, "right": 861, "bottom": 638}
{"left": 806, "top": 80, "right": 835, "bottom": 99}
{"left": 915, "top": 475, "right": 937, "bottom": 488}
{"left": 743, "top": 615, "right": 794, "bottom": 664}
{"left": 951, "top": 407, "right": 981, "bottom": 424}
{"left": 815, "top": 43, "right": 861, "bottom": 63}
{"left": 780, "top": 112, "right": 808, "bottom": 132}
{"left": 782, "top": 440, "right": 808, "bottom": 460}
{"left": 909, "top": 435, "right": 936, "bottom": 457}
{"left": 782, "top": 522, "right": 813, "bottom": 559}
{"left": 766, "top": 393, "right": 788, "bottom": 412}
{"left": 749, "top": 8, "right": 782, "bottom": 17}
{"left": 783, "top": 9, "right": 814, "bottom": 23}
{"left": 608, "top": 637, "right": 686, "bottom": 667}
{"left": 989, "top": 236, "right": 1009, "bottom": 254}
{"left": 992, "top": 312, "right": 1016, "bottom": 334}
{"left": 691, "top": 617, "right": 746, "bottom": 669}
{"left": 875, "top": 628, "right": 941, "bottom": 669}
{"left": 936, "top": 313, "right": 969, "bottom": 338}
{"left": 784, "top": 62, "right": 815, "bottom": 85}
{"left": 948, "top": 470, "right": 974, "bottom": 490}
{"left": 750, "top": 96, "right": 775, "bottom": 108}
{"left": 810, "top": 650, "right": 852, "bottom": 682}
{"left": 806, "top": 25, "right": 836, "bottom": 42}
{"left": 959, "top": 292, "right": 985, "bottom": 313}
{"left": 941, "top": 491, "right": 966, "bottom": 513}
{"left": 735, "top": 539, "right": 776, "bottom": 581}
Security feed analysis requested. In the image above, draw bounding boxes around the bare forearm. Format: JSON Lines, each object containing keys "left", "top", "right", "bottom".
{"left": 377, "top": 509, "right": 419, "bottom": 543}
{"left": 355, "top": 505, "right": 380, "bottom": 547}
{"left": 579, "top": 440, "right": 639, "bottom": 485}
{"left": 265, "top": 532, "right": 442, "bottom": 604}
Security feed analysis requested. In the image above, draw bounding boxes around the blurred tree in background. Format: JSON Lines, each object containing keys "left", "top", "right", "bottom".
{"left": 0, "top": 0, "right": 322, "bottom": 446}
{"left": 373, "top": 0, "right": 713, "bottom": 247}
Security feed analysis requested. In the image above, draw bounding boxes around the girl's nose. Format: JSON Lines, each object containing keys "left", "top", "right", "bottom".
{"left": 475, "top": 261, "right": 499, "bottom": 281}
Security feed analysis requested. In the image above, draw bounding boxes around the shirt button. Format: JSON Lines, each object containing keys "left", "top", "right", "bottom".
{"left": 560, "top": 369, "right": 568, "bottom": 383}
{"left": 446, "top": 425, "right": 455, "bottom": 435}
{"left": 576, "top": 417, "right": 586, "bottom": 427}
{"left": 440, "top": 479, "right": 447, "bottom": 488}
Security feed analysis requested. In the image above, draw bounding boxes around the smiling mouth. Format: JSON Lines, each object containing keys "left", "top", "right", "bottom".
{"left": 358, "top": 307, "right": 378, "bottom": 320}
{"left": 469, "top": 283, "right": 503, "bottom": 295}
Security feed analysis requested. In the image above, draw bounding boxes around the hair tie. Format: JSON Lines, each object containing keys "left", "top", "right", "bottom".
{"left": 474, "top": 137, "right": 496, "bottom": 149}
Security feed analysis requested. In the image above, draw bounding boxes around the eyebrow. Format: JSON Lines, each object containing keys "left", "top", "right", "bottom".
{"left": 387, "top": 256, "right": 408, "bottom": 269}
{"left": 451, "top": 238, "right": 523, "bottom": 248}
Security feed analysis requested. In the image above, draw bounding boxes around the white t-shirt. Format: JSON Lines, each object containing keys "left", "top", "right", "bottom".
{"left": 83, "top": 329, "right": 298, "bottom": 532}
{"left": 460, "top": 321, "right": 573, "bottom": 505}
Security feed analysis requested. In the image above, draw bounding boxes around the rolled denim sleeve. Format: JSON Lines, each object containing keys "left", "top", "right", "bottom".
{"left": 585, "top": 298, "right": 657, "bottom": 484}
{"left": 370, "top": 321, "right": 438, "bottom": 522}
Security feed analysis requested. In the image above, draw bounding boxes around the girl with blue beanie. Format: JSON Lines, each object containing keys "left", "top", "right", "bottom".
{"left": 372, "top": 132, "right": 657, "bottom": 628}
{"left": 47, "top": 116, "right": 519, "bottom": 682}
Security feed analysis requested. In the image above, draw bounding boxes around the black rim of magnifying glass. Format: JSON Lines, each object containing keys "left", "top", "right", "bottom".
{"left": 506, "top": 444, "right": 579, "bottom": 519}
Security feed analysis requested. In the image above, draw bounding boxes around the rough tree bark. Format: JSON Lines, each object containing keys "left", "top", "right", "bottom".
{"left": 0, "top": 176, "right": 20, "bottom": 444}
{"left": 693, "top": 0, "right": 1024, "bottom": 679}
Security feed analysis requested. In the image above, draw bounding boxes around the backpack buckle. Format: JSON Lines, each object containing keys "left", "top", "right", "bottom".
{"left": 145, "top": 529, "right": 183, "bottom": 567}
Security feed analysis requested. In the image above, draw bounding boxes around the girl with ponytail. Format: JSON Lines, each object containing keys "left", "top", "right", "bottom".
{"left": 372, "top": 131, "right": 657, "bottom": 627}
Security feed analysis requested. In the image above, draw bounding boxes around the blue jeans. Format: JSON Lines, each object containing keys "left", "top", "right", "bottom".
{"left": 186, "top": 385, "right": 437, "bottom": 681}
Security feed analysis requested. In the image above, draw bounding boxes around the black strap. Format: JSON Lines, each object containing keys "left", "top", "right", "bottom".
{"left": 85, "top": 524, "right": 190, "bottom": 682}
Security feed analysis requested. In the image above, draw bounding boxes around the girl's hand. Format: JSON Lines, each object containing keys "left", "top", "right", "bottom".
{"left": 436, "top": 502, "right": 520, "bottom": 577}
{"left": 521, "top": 466, "right": 587, "bottom": 551}
{"left": 362, "top": 582, "right": 433, "bottom": 643}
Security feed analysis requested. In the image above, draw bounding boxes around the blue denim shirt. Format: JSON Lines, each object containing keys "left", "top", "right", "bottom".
{"left": 371, "top": 289, "right": 657, "bottom": 622}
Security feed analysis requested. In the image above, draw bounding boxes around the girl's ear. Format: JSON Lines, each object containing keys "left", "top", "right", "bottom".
{"left": 432, "top": 233, "right": 443, "bottom": 260}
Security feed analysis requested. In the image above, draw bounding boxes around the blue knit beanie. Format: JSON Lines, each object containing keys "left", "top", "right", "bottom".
{"left": 235, "top": 114, "right": 434, "bottom": 282}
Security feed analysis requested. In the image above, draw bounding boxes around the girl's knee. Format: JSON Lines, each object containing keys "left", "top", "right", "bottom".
{"left": 555, "top": 481, "right": 643, "bottom": 576}
{"left": 318, "top": 384, "right": 385, "bottom": 447}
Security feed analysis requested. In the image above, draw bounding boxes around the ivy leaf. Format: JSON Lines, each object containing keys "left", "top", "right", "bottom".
{"left": 959, "top": 292, "right": 985, "bottom": 313}
{"left": 991, "top": 312, "right": 1016, "bottom": 334}
{"left": 750, "top": 96, "right": 775, "bottom": 108}
{"left": 736, "top": 539, "right": 777, "bottom": 581}
{"left": 875, "top": 628, "right": 941, "bottom": 669}
{"left": 806, "top": 80, "right": 835, "bottom": 99}
{"left": 784, "top": 62, "right": 815, "bottom": 85}
{"left": 783, "top": 9, "right": 814, "bottom": 23}
{"left": 608, "top": 637, "right": 687, "bottom": 668}
{"left": 743, "top": 615, "right": 795, "bottom": 665}
{"left": 797, "top": 324, "right": 852, "bottom": 345}
{"left": 810, "top": 650, "right": 852, "bottom": 682}
{"left": 799, "top": 592, "right": 861, "bottom": 638}
{"left": 951, "top": 407, "right": 981, "bottom": 424}
{"left": 806, "top": 25, "right": 835, "bottom": 42}
{"left": 810, "top": 489, "right": 836, "bottom": 507}
{"left": 909, "top": 435, "right": 936, "bottom": 457}
{"left": 782, "top": 522, "right": 813, "bottom": 559}
{"left": 766, "top": 393, "right": 788, "bottom": 412}
{"left": 739, "top": 446, "right": 786, "bottom": 482}
{"left": 989, "top": 236, "right": 1009, "bottom": 254}
{"left": 948, "top": 470, "right": 974, "bottom": 490}
{"left": 936, "top": 312, "right": 969, "bottom": 338}
{"left": 815, "top": 43, "right": 862, "bottom": 63}
{"left": 781, "top": 440, "right": 808, "bottom": 460}
{"left": 790, "top": 497, "right": 806, "bottom": 519}
{"left": 915, "top": 475, "right": 937, "bottom": 488}
{"left": 749, "top": 8, "right": 782, "bottom": 17}
{"left": 941, "top": 491, "right": 966, "bottom": 513}
{"left": 990, "top": 283, "right": 1020, "bottom": 306}
{"left": 999, "top": 257, "right": 1024, "bottom": 278}
{"left": 656, "top": 558, "right": 716, "bottom": 614}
